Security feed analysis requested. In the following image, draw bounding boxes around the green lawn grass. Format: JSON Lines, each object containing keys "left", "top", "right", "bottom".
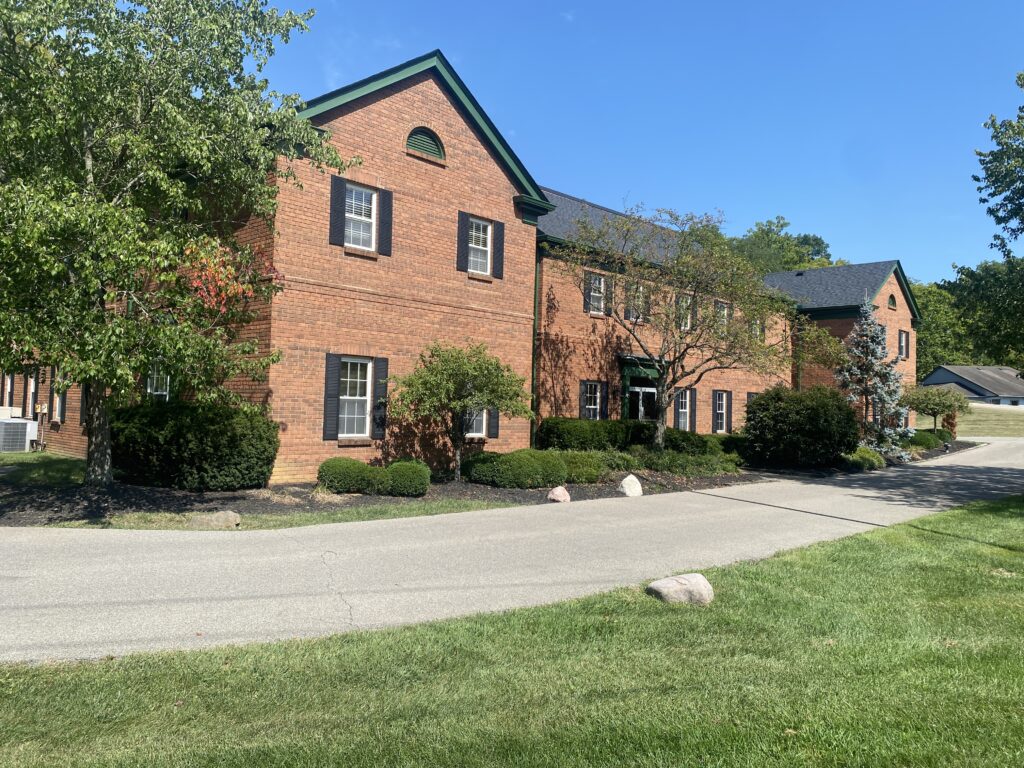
{"left": 56, "top": 499, "right": 518, "bottom": 530}
{"left": 0, "top": 451, "right": 84, "bottom": 486}
{"left": 3, "top": 497, "right": 1023, "bottom": 767}
{"left": 958, "top": 403, "right": 1024, "bottom": 437}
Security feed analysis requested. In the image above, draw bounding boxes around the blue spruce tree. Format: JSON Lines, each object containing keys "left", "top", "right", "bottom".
{"left": 836, "top": 302, "right": 912, "bottom": 457}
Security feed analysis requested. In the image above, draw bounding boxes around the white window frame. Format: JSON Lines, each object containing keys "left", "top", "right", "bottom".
{"left": 625, "top": 284, "right": 644, "bottom": 323}
{"left": 750, "top": 317, "right": 765, "bottom": 341}
{"left": 338, "top": 357, "right": 373, "bottom": 438}
{"left": 898, "top": 330, "right": 909, "bottom": 360}
{"left": 3, "top": 373, "right": 13, "bottom": 407}
{"left": 146, "top": 364, "right": 170, "bottom": 402}
{"left": 713, "top": 391, "right": 727, "bottom": 433}
{"left": 714, "top": 300, "right": 731, "bottom": 326}
{"left": 467, "top": 217, "right": 492, "bottom": 275}
{"left": 678, "top": 389, "right": 691, "bottom": 432}
{"left": 582, "top": 381, "right": 601, "bottom": 421}
{"left": 344, "top": 183, "right": 377, "bottom": 251}
{"left": 679, "top": 295, "right": 693, "bottom": 331}
{"left": 52, "top": 370, "right": 66, "bottom": 422}
{"left": 588, "top": 273, "right": 606, "bottom": 314}
{"left": 466, "top": 409, "right": 487, "bottom": 438}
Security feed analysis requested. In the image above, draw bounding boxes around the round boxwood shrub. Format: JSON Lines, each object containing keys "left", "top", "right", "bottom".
{"left": 843, "top": 446, "right": 886, "bottom": 472}
{"left": 663, "top": 429, "right": 714, "bottom": 455}
{"left": 111, "top": 401, "right": 279, "bottom": 491}
{"left": 743, "top": 385, "right": 859, "bottom": 468}
{"left": 317, "top": 457, "right": 391, "bottom": 495}
{"left": 557, "top": 451, "right": 607, "bottom": 483}
{"left": 906, "top": 430, "right": 942, "bottom": 450}
{"left": 386, "top": 460, "right": 431, "bottom": 497}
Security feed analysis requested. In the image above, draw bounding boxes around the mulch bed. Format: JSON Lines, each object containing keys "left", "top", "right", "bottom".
{"left": 0, "top": 441, "right": 979, "bottom": 528}
{"left": 0, "top": 468, "right": 773, "bottom": 528}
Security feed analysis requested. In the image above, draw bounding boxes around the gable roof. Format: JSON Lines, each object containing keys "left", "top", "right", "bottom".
{"left": 925, "top": 365, "right": 1024, "bottom": 398}
{"left": 537, "top": 187, "right": 627, "bottom": 243}
{"left": 298, "top": 50, "right": 553, "bottom": 221}
{"left": 764, "top": 261, "right": 922, "bottom": 321}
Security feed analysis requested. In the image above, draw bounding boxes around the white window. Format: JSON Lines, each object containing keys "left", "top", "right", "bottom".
{"left": 678, "top": 389, "right": 691, "bottom": 431}
{"left": 338, "top": 358, "right": 372, "bottom": 437}
{"left": 625, "top": 284, "right": 644, "bottom": 322}
{"left": 750, "top": 318, "right": 765, "bottom": 341}
{"left": 468, "top": 218, "right": 491, "bottom": 274}
{"left": 26, "top": 372, "right": 37, "bottom": 415}
{"left": 898, "top": 330, "right": 910, "bottom": 360}
{"left": 588, "top": 273, "right": 606, "bottom": 314}
{"left": 52, "top": 370, "right": 66, "bottom": 422}
{"left": 713, "top": 391, "right": 728, "bottom": 433}
{"left": 344, "top": 184, "right": 376, "bottom": 251}
{"left": 582, "top": 382, "right": 601, "bottom": 420}
{"left": 466, "top": 409, "right": 486, "bottom": 438}
{"left": 714, "top": 300, "right": 731, "bottom": 326}
{"left": 3, "top": 373, "right": 13, "bottom": 407}
{"left": 679, "top": 295, "right": 693, "bottom": 331}
{"left": 146, "top": 364, "right": 170, "bottom": 402}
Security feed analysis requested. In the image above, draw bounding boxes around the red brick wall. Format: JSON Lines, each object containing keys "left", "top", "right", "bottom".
{"left": 0, "top": 370, "right": 87, "bottom": 458}
{"left": 535, "top": 258, "right": 790, "bottom": 434}
{"left": 262, "top": 72, "right": 536, "bottom": 482}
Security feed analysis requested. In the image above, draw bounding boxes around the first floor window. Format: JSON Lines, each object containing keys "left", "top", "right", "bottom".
{"left": 713, "top": 390, "right": 730, "bottom": 433}
{"left": 582, "top": 381, "right": 601, "bottom": 420}
{"left": 466, "top": 409, "right": 486, "bottom": 437}
{"left": 345, "top": 184, "right": 376, "bottom": 250}
{"left": 468, "top": 217, "right": 492, "bottom": 274}
{"left": 24, "top": 370, "right": 38, "bottom": 416}
{"left": 146, "top": 364, "right": 170, "bottom": 402}
{"left": 2, "top": 372, "right": 12, "bottom": 407}
{"left": 677, "top": 389, "right": 691, "bottom": 432}
{"left": 898, "top": 330, "right": 910, "bottom": 360}
{"left": 339, "top": 358, "right": 372, "bottom": 437}
{"left": 586, "top": 273, "right": 606, "bottom": 314}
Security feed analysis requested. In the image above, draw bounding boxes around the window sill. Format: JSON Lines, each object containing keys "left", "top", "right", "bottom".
{"left": 344, "top": 247, "right": 379, "bottom": 261}
{"left": 337, "top": 438, "right": 373, "bottom": 447}
{"left": 465, "top": 436, "right": 487, "bottom": 444}
{"left": 467, "top": 273, "right": 494, "bottom": 284}
{"left": 588, "top": 311, "right": 608, "bottom": 318}
{"left": 405, "top": 149, "right": 447, "bottom": 167}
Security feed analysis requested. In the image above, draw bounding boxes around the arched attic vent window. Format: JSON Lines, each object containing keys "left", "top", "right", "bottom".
{"left": 406, "top": 127, "right": 445, "bottom": 161}
{"left": 888, "top": 294, "right": 897, "bottom": 309}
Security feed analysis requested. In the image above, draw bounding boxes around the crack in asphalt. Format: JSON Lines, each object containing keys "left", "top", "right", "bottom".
{"left": 320, "top": 549, "right": 356, "bottom": 626}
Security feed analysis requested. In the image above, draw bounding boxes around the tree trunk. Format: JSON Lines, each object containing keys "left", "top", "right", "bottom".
{"left": 84, "top": 381, "right": 113, "bottom": 486}
{"left": 653, "top": 381, "right": 670, "bottom": 449}
{"left": 452, "top": 422, "right": 466, "bottom": 481}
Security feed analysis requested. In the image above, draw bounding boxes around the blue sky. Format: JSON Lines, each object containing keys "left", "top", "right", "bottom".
{"left": 264, "top": 1, "right": 1024, "bottom": 283}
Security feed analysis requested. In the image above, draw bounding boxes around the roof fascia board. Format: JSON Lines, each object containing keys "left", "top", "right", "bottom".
{"left": 867, "top": 261, "right": 922, "bottom": 322}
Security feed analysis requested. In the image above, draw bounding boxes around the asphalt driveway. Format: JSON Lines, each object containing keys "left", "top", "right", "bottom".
{"left": 2, "top": 440, "right": 1022, "bottom": 663}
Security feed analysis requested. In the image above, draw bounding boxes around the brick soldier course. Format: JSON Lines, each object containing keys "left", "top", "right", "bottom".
{"left": 0, "top": 51, "right": 920, "bottom": 482}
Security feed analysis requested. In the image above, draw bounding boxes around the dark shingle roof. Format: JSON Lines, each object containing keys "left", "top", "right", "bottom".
{"left": 933, "top": 366, "right": 1024, "bottom": 398}
{"left": 537, "top": 187, "right": 629, "bottom": 243}
{"left": 763, "top": 262, "right": 900, "bottom": 311}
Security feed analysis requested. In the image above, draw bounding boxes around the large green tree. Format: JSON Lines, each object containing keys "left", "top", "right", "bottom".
{"left": 731, "top": 216, "right": 845, "bottom": 274}
{"left": 911, "top": 281, "right": 975, "bottom": 380}
{"left": 942, "top": 260, "right": 1024, "bottom": 369}
{"left": 0, "top": 1, "right": 351, "bottom": 484}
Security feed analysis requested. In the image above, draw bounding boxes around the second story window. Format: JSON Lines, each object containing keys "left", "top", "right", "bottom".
{"left": 146, "top": 364, "right": 170, "bottom": 402}
{"left": 679, "top": 295, "right": 694, "bottom": 331}
{"left": 625, "top": 284, "right": 645, "bottom": 323}
{"left": 585, "top": 273, "right": 606, "bottom": 314}
{"left": 714, "top": 300, "right": 732, "bottom": 327}
{"left": 467, "top": 218, "right": 491, "bottom": 274}
{"left": 898, "top": 330, "right": 910, "bottom": 360}
{"left": 345, "top": 184, "right": 376, "bottom": 251}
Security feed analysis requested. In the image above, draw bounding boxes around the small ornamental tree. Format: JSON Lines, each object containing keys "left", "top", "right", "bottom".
{"left": 388, "top": 343, "right": 533, "bottom": 480}
{"left": 836, "top": 302, "right": 912, "bottom": 453}
{"left": 900, "top": 386, "right": 971, "bottom": 432}
{"left": 552, "top": 207, "right": 842, "bottom": 448}
{"left": 0, "top": 0, "right": 354, "bottom": 485}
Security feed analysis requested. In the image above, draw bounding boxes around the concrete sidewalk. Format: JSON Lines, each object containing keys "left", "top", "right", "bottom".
{"left": 1, "top": 440, "right": 1022, "bottom": 663}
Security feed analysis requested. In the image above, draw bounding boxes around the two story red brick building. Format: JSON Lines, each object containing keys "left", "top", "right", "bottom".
{"left": 0, "top": 51, "right": 919, "bottom": 482}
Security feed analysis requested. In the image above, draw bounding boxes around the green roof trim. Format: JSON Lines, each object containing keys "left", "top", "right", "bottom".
{"left": 298, "top": 50, "right": 551, "bottom": 216}
{"left": 869, "top": 261, "right": 923, "bottom": 323}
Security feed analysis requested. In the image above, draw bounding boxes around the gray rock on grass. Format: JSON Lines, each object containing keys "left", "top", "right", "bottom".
{"left": 646, "top": 573, "right": 714, "bottom": 605}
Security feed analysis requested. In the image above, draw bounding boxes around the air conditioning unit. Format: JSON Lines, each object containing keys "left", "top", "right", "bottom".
{"left": 0, "top": 418, "right": 38, "bottom": 452}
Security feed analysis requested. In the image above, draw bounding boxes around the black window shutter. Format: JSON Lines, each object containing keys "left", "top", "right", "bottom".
{"left": 491, "top": 221, "right": 504, "bottom": 279}
{"left": 726, "top": 391, "right": 734, "bottom": 433}
{"left": 600, "top": 382, "right": 609, "bottom": 420}
{"left": 48, "top": 367, "right": 55, "bottom": 420}
{"left": 690, "top": 388, "right": 698, "bottom": 432}
{"left": 578, "top": 381, "right": 587, "bottom": 418}
{"left": 486, "top": 407, "right": 499, "bottom": 438}
{"left": 456, "top": 211, "right": 470, "bottom": 272}
{"left": 583, "top": 274, "right": 593, "bottom": 313}
{"left": 673, "top": 390, "right": 681, "bottom": 429}
{"left": 329, "top": 175, "right": 347, "bottom": 247}
{"left": 371, "top": 357, "right": 389, "bottom": 440}
{"left": 59, "top": 391, "right": 67, "bottom": 422}
{"left": 322, "top": 354, "right": 341, "bottom": 441}
{"left": 377, "top": 189, "right": 393, "bottom": 256}
{"left": 604, "top": 278, "right": 614, "bottom": 316}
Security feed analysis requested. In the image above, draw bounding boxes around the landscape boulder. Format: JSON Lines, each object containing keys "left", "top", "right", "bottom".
{"left": 187, "top": 510, "right": 242, "bottom": 530}
{"left": 645, "top": 573, "right": 714, "bottom": 605}
{"left": 547, "top": 486, "right": 571, "bottom": 503}
{"left": 617, "top": 474, "right": 643, "bottom": 497}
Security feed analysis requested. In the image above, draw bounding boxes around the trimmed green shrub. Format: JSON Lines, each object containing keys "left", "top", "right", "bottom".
{"left": 704, "top": 433, "right": 747, "bottom": 457}
{"left": 905, "top": 431, "right": 942, "bottom": 450}
{"left": 626, "top": 447, "right": 740, "bottom": 476}
{"left": 318, "top": 457, "right": 391, "bottom": 495}
{"left": 842, "top": 446, "right": 886, "bottom": 472}
{"left": 921, "top": 427, "right": 953, "bottom": 443}
{"left": 663, "top": 429, "right": 715, "bottom": 455}
{"left": 743, "top": 385, "right": 859, "bottom": 468}
{"left": 599, "top": 450, "right": 642, "bottom": 472}
{"left": 386, "top": 460, "right": 431, "bottom": 497}
{"left": 467, "top": 449, "right": 567, "bottom": 488}
{"left": 111, "top": 401, "right": 279, "bottom": 491}
{"left": 556, "top": 451, "right": 607, "bottom": 483}
{"left": 538, "top": 417, "right": 684, "bottom": 451}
